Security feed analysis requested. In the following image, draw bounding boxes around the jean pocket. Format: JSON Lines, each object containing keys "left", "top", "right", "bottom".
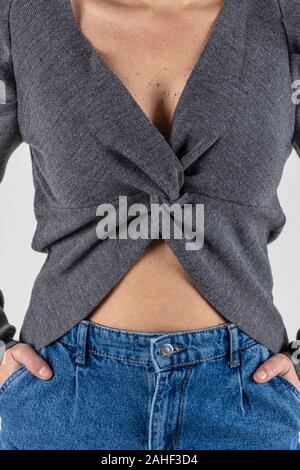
{"left": 256, "top": 343, "right": 300, "bottom": 401}
{"left": 0, "top": 365, "right": 28, "bottom": 398}
{"left": 272, "top": 375, "right": 300, "bottom": 402}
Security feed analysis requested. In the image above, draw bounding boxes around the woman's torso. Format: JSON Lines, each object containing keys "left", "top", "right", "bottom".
{"left": 69, "top": 0, "right": 226, "bottom": 330}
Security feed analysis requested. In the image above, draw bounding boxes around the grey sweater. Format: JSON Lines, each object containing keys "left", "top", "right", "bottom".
{"left": 1, "top": 0, "right": 300, "bottom": 377}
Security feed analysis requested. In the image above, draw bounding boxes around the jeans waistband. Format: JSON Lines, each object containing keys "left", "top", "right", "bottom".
{"left": 59, "top": 320, "right": 257, "bottom": 373}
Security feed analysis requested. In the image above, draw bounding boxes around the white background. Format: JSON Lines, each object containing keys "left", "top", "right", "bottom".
{"left": 0, "top": 143, "right": 299, "bottom": 340}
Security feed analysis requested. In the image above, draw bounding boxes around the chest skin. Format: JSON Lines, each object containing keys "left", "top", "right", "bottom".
{"left": 69, "top": 0, "right": 225, "bottom": 143}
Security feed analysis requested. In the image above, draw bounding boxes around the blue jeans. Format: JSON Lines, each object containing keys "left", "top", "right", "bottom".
{"left": 0, "top": 320, "right": 300, "bottom": 450}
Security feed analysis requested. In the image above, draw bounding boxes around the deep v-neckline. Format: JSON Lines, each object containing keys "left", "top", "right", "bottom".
{"left": 58, "top": 0, "right": 245, "bottom": 202}
{"left": 64, "top": 0, "right": 229, "bottom": 149}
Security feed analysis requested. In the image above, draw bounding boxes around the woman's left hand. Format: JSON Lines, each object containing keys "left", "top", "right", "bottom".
{"left": 253, "top": 353, "right": 300, "bottom": 392}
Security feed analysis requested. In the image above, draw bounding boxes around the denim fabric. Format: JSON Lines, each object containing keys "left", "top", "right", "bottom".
{"left": 0, "top": 321, "right": 300, "bottom": 450}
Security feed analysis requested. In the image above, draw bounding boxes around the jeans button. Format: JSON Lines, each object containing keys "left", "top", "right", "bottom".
{"left": 159, "top": 343, "right": 174, "bottom": 358}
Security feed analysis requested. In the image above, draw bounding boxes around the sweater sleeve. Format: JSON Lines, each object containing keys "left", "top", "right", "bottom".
{"left": 277, "top": 1, "right": 300, "bottom": 378}
{"left": 0, "top": 0, "right": 22, "bottom": 351}
{"left": 277, "top": 2, "right": 300, "bottom": 149}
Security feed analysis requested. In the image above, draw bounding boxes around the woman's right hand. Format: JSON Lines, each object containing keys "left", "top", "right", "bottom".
{"left": 0, "top": 343, "right": 52, "bottom": 386}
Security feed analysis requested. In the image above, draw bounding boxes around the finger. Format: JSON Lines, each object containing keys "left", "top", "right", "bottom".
{"left": 10, "top": 344, "right": 52, "bottom": 380}
{"left": 253, "top": 353, "right": 292, "bottom": 383}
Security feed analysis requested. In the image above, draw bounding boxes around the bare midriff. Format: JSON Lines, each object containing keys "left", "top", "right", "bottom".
{"left": 70, "top": 0, "right": 227, "bottom": 331}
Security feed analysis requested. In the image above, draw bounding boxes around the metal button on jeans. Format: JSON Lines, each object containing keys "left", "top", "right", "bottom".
{"left": 159, "top": 343, "right": 175, "bottom": 358}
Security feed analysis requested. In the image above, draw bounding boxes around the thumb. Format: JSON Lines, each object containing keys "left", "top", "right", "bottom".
{"left": 11, "top": 344, "right": 52, "bottom": 381}
{"left": 253, "top": 353, "right": 291, "bottom": 383}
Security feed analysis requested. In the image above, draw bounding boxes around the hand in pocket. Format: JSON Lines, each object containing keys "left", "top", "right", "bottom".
{"left": 253, "top": 353, "right": 300, "bottom": 392}
{"left": 0, "top": 343, "right": 52, "bottom": 386}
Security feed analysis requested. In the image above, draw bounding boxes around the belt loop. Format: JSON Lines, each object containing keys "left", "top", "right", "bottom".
{"left": 227, "top": 324, "right": 240, "bottom": 368}
{"left": 75, "top": 320, "right": 89, "bottom": 365}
